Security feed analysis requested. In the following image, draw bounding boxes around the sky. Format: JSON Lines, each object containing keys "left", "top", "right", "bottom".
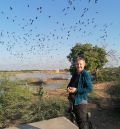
{"left": 0, "top": 0, "right": 120, "bottom": 70}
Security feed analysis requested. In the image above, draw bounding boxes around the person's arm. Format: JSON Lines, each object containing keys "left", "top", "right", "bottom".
{"left": 67, "top": 74, "right": 77, "bottom": 93}
{"left": 67, "top": 73, "right": 75, "bottom": 88}
{"left": 83, "top": 72, "right": 93, "bottom": 93}
{"left": 76, "top": 71, "right": 93, "bottom": 94}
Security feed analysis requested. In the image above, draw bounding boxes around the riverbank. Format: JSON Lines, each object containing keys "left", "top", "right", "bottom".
{"left": 0, "top": 72, "right": 120, "bottom": 129}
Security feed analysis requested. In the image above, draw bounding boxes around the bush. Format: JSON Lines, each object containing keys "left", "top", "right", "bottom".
{"left": 24, "top": 98, "right": 67, "bottom": 123}
{"left": 0, "top": 77, "right": 33, "bottom": 128}
{"left": 0, "top": 77, "right": 67, "bottom": 128}
{"left": 95, "top": 67, "right": 120, "bottom": 82}
{"left": 106, "top": 82, "right": 120, "bottom": 98}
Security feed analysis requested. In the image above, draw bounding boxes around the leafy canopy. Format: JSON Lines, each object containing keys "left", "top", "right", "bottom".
{"left": 67, "top": 43, "right": 108, "bottom": 73}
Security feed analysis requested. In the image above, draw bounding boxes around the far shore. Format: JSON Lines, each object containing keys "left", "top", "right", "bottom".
{"left": 0, "top": 69, "right": 69, "bottom": 74}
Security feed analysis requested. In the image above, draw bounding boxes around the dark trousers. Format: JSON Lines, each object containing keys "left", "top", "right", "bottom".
{"left": 73, "top": 104, "right": 88, "bottom": 129}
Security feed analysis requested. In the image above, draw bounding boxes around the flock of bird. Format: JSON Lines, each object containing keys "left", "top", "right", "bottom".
{"left": 0, "top": 0, "right": 112, "bottom": 63}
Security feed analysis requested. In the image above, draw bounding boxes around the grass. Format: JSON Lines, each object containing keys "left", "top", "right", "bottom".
{"left": 0, "top": 72, "right": 15, "bottom": 78}
{"left": 0, "top": 69, "right": 120, "bottom": 128}
{"left": 0, "top": 77, "right": 33, "bottom": 128}
{"left": 0, "top": 77, "right": 67, "bottom": 128}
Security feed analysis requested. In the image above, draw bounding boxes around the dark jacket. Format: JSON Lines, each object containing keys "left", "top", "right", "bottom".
{"left": 68, "top": 69, "right": 93, "bottom": 105}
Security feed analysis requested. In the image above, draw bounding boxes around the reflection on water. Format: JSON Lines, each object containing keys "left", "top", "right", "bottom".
{"left": 9, "top": 72, "right": 71, "bottom": 90}
{"left": 25, "top": 80, "right": 67, "bottom": 90}
{"left": 14, "top": 72, "right": 71, "bottom": 80}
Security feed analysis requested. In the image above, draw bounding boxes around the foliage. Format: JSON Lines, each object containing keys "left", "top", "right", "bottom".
{"left": 67, "top": 43, "right": 108, "bottom": 74}
{"left": 0, "top": 68, "right": 120, "bottom": 128}
{"left": 106, "top": 82, "right": 120, "bottom": 98}
{"left": 23, "top": 98, "right": 67, "bottom": 123}
{"left": 95, "top": 67, "right": 120, "bottom": 82}
{"left": 0, "top": 77, "right": 67, "bottom": 128}
{"left": 0, "top": 77, "right": 33, "bottom": 128}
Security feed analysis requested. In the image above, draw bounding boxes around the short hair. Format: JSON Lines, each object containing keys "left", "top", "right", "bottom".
{"left": 75, "top": 57, "right": 85, "bottom": 63}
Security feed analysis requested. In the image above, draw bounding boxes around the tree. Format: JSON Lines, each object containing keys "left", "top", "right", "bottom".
{"left": 67, "top": 43, "right": 108, "bottom": 74}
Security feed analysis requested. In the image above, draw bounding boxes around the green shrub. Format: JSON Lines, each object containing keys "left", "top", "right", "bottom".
{"left": 23, "top": 98, "right": 67, "bottom": 123}
{"left": 0, "top": 77, "right": 67, "bottom": 128}
{"left": 95, "top": 67, "right": 120, "bottom": 82}
{"left": 0, "top": 77, "right": 33, "bottom": 128}
{"left": 106, "top": 82, "right": 120, "bottom": 98}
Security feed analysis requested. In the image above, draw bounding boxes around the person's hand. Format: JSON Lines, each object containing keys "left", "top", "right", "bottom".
{"left": 67, "top": 87, "right": 76, "bottom": 93}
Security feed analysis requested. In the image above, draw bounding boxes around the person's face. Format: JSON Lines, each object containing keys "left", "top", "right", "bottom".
{"left": 76, "top": 60, "right": 85, "bottom": 73}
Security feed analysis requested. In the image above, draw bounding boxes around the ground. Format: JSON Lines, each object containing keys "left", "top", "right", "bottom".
{"left": 1, "top": 71, "right": 120, "bottom": 129}
{"left": 45, "top": 81, "right": 120, "bottom": 129}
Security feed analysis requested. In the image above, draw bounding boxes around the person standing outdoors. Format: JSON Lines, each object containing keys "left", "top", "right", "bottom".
{"left": 67, "top": 57, "right": 93, "bottom": 129}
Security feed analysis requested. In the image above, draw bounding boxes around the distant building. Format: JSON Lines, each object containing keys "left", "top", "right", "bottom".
{"left": 55, "top": 69, "right": 60, "bottom": 73}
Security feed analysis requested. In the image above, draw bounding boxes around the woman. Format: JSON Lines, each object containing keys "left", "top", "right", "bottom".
{"left": 67, "top": 57, "right": 93, "bottom": 129}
